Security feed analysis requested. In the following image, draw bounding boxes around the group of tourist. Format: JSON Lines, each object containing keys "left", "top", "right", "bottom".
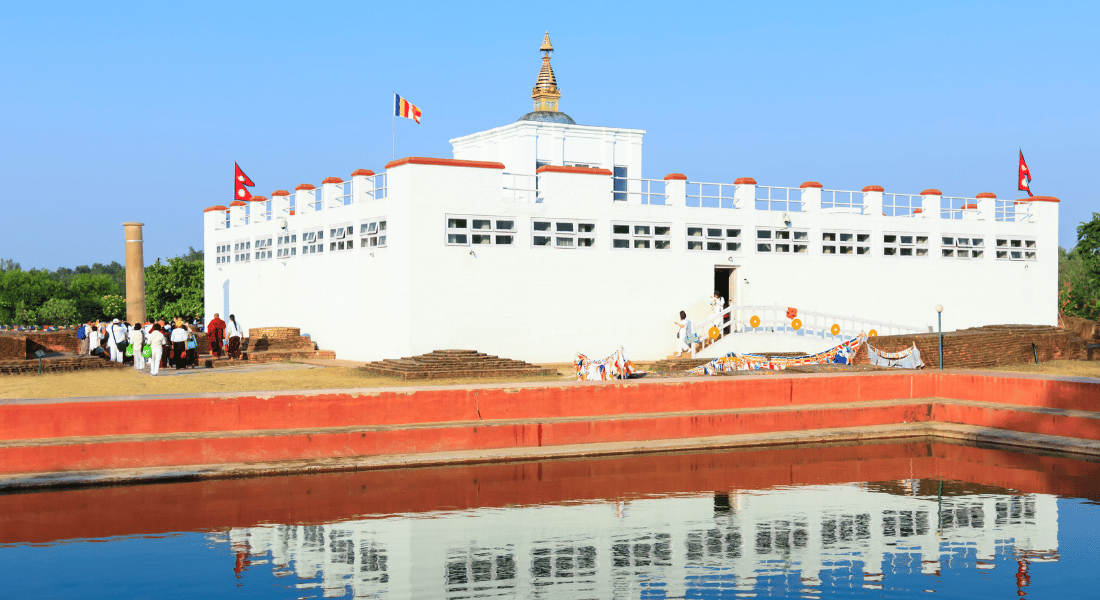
{"left": 75, "top": 313, "right": 245, "bottom": 375}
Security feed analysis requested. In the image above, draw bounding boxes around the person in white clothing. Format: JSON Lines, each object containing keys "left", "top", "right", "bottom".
{"left": 674, "top": 310, "right": 694, "bottom": 356}
{"left": 128, "top": 324, "right": 146, "bottom": 370}
{"left": 147, "top": 325, "right": 168, "bottom": 376}
{"left": 226, "top": 314, "right": 245, "bottom": 360}
{"left": 108, "top": 319, "right": 127, "bottom": 363}
{"left": 86, "top": 321, "right": 102, "bottom": 357}
{"left": 169, "top": 321, "right": 189, "bottom": 369}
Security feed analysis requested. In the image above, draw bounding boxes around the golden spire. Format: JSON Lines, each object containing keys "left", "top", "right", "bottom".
{"left": 531, "top": 31, "right": 561, "bottom": 113}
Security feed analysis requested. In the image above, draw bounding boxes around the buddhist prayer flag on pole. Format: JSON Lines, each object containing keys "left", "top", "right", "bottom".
{"left": 394, "top": 93, "right": 422, "bottom": 124}
{"left": 234, "top": 162, "right": 255, "bottom": 201}
{"left": 1018, "top": 150, "right": 1033, "bottom": 197}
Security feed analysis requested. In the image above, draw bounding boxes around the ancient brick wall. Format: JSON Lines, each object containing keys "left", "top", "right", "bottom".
{"left": 1060, "top": 313, "right": 1099, "bottom": 342}
{"left": 25, "top": 332, "right": 80, "bottom": 357}
{"left": 0, "top": 356, "right": 127, "bottom": 375}
{"left": 853, "top": 325, "right": 1088, "bottom": 369}
{"left": 0, "top": 336, "right": 25, "bottom": 360}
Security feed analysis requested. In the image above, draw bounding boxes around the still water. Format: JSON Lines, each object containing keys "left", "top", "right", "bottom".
{"left": 2, "top": 441, "right": 1098, "bottom": 599}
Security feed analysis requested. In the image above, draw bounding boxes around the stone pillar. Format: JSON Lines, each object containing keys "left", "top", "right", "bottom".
{"left": 122, "top": 222, "right": 146, "bottom": 324}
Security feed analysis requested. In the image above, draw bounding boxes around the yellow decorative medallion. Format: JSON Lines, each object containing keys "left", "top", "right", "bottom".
{"left": 749, "top": 315, "right": 761, "bottom": 328}
{"left": 708, "top": 326, "right": 720, "bottom": 339}
{"left": 830, "top": 323, "right": 841, "bottom": 335}
{"left": 868, "top": 329, "right": 878, "bottom": 337}
{"left": 791, "top": 318, "right": 802, "bottom": 331}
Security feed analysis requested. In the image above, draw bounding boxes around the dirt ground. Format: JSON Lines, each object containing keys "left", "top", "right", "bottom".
{"left": 2, "top": 359, "right": 1097, "bottom": 400}
{"left": 0, "top": 362, "right": 575, "bottom": 400}
{"left": 981, "top": 359, "right": 1100, "bottom": 378}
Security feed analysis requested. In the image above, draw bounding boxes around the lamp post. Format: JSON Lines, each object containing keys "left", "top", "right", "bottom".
{"left": 935, "top": 304, "right": 944, "bottom": 370}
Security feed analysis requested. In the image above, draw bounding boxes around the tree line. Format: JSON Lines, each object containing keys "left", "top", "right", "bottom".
{"left": 0, "top": 248, "right": 205, "bottom": 326}
{"left": 1060, "top": 212, "right": 1100, "bottom": 320}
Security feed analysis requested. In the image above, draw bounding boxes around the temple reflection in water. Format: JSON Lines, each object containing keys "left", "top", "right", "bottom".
{"left": 214, "top": 480, "right": 1057, "bottom": 598}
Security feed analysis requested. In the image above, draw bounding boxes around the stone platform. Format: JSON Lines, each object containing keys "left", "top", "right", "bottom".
{"left": 360, "top": 349, "right": 555, "bottom": 380}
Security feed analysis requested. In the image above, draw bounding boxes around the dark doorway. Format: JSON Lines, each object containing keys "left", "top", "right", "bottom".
{"left": 713, "top": 266, "right": 736, "bottom": 306}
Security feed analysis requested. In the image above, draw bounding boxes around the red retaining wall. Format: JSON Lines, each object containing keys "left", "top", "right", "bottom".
{"left": 1, "top": 372, "right": 1097, "bottom": 477}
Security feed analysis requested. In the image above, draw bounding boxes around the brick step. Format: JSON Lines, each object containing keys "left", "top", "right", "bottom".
{"left": 0, "top": 356, "right": 127, "bottom": 375}
{"left": 368, "top": 359, "right": 537, "bottom": 370}
{"left": 360, "top": 367, "right": 557, "bottom": 380}
{"left": 3, "top": 399, "right": 1099, "bottom": 475}
{"left": 202, "top": 349, "right": 336, "bottom": 367}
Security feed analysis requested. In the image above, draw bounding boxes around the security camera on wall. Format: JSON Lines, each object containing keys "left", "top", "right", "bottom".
{"left": 278, "top": 217, "right": 288, "bottom": 231}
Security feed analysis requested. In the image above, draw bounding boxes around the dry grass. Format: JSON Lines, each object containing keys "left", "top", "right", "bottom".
{"left": 0, "top": 362, "right": 574, "bottom": 400}
{"left": 979, "top": 360, "right": 1100, "bottom": 378}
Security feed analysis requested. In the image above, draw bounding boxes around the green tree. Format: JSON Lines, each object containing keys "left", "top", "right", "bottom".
{"left": 145, "top": 251, "right": 204, "bottom": 321}
{"left": 37, "top": 298, "right": 79, "bottom": 326}
{"left": 66, "top": 273, "right": 122, "bottom": 321}
{"left": 100, "top": 295, "right": 126, "bottom": 320}
{"left": 0, "top": 269, "right": 62, "bottom": 324}
{"left": 1060, "top": 213, "right": 1100, "bottom": 320}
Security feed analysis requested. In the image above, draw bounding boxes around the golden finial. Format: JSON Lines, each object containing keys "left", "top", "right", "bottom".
{"left": 532, "top": 31, "right": 561, "bottom": 112}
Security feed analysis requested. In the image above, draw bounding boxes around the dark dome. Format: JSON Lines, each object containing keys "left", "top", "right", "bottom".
{"left": 517, "top": 111, "right": 576, "bottom": 124}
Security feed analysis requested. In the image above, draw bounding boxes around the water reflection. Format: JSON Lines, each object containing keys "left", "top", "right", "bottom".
{"left": 2, "top": 441, "right": 1095, "bottom": 598}
{"left": 214, "top": 480, "right": 1059, "bottom": 598}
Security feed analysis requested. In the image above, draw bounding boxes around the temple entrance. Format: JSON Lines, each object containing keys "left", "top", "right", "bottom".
{"left": 714, "top": 266, "right": 737, "bottom": 307}
{"left": 714, "top": 266, "right": 737, "bottom": 335}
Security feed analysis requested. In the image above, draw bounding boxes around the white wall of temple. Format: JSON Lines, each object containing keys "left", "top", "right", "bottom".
{"left": 450, "top": 121, "right": 645, "bottom": 177}
{"left": 221, "top": 488, "right": 1058, "bottom": 598}
{"left": 204, "top": 161, "right": 1057, "bottom": 363}
{"left": 203, "top": 185, "right": 415, "bottom": 362}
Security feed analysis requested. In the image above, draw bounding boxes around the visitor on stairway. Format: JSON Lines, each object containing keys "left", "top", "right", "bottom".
{"left": 675, "top": 310, "right": 694, "bottom": 357}
{"left": 226, "top": 314, "right": 245, "bottom": 360}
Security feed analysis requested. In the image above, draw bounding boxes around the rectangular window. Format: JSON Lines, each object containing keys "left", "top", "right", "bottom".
{"left": 276, "top": 234, "right": 297, "bottom": 259}
{"left": 613, "top": 166, "right": 628, "bottom": 201}
{"left": 215, "top": 243, "right": 231, "bottom": 264}
{"left": 822, "top": 230, "right": 870, "bottom": 256}
{"left": 254, "top": 238, "right": 273, "bottom": 261}
{"left": 233, "top": 240, "right": 251, "bottom": 263}
{"left": 360, "top": 219, "right": 387, "bottom": 248}
{"left": 532, "top": 218, "right": 596, "bottom": 249}
{"left": 329, "top": 225, "right": 355, "bottom": 251}
{"left": 686, "top": 224, "right": 742, "bottom": 252}
{"left": 447, "top": 215, "right": 517, "bottom": 246}
{"left": 756, "top": 227, "right": 808, "bottom": 254}
{"left": 996, "top": 237, "right": 1036, "bottom": 261}
{"left": 941, "top": 235, "right": 985, "bottom": 259}
{"left": 883, "top": 232, "right": 929, "bottom": 257}
{"left": 301, "top": 229, "right": 324, "bottom": 255}
{"left": 611, "top": 221, "right": 671, "bottom": 250}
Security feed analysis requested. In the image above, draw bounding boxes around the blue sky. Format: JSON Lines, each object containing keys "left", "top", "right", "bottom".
{"left": 2, "top": 0, "right": 1096, "bottom": 270}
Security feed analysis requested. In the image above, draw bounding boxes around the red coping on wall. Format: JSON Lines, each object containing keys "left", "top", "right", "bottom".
{"left": 350, "top": 169, "right": 375, "bottom": 177}
{"left": 321, "top": 177, "right": 343, "bottom": 184}
{"left": 862, "top": 185, "right": 885, "bottom": 192}
{"left": 294, "top": 183, "right": 315, "bottom": 191}
{"left": 1016, "top": 195, "right": 1060, "bottom": 203}
{"left": 229, "top": 200, "right": 248, "bottom": 207}
{"left": 203, "top": 205, "right": 229, "bottom": 213}
{"left": 385, "top": 157, "right": 507, "bottom": 170}
{"left": 248, "top": 195, "right": 268, "bottom": 203}
{"left": 734, "top": 177, "right": 757, "bottom": 185}
{"left": 271, "top": 190, "right": 291, "bottom": 196}
{"left": 663, "top": 173, "right": 687, "bottom": 181}
{"left": 913, "top": 208, "right": 924, "bottom": 214}
{"left": 963, "top": 203, "right": 978, "bottom": 210}
{"left": 799, "top": 181, "right": 823, "bottom": 188}
{"left": 535, "top": 165, "right": 613, "bottom": 176}
{"left": 975, "top": 192, "right": 997, "bottom": 199}
{"left": 921, "top": 189, "right": 942, "bottom": 195}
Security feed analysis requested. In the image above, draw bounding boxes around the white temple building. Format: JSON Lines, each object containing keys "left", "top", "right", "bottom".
{"left": 203, "top": 33, "right": 1059, "bottom": 363}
